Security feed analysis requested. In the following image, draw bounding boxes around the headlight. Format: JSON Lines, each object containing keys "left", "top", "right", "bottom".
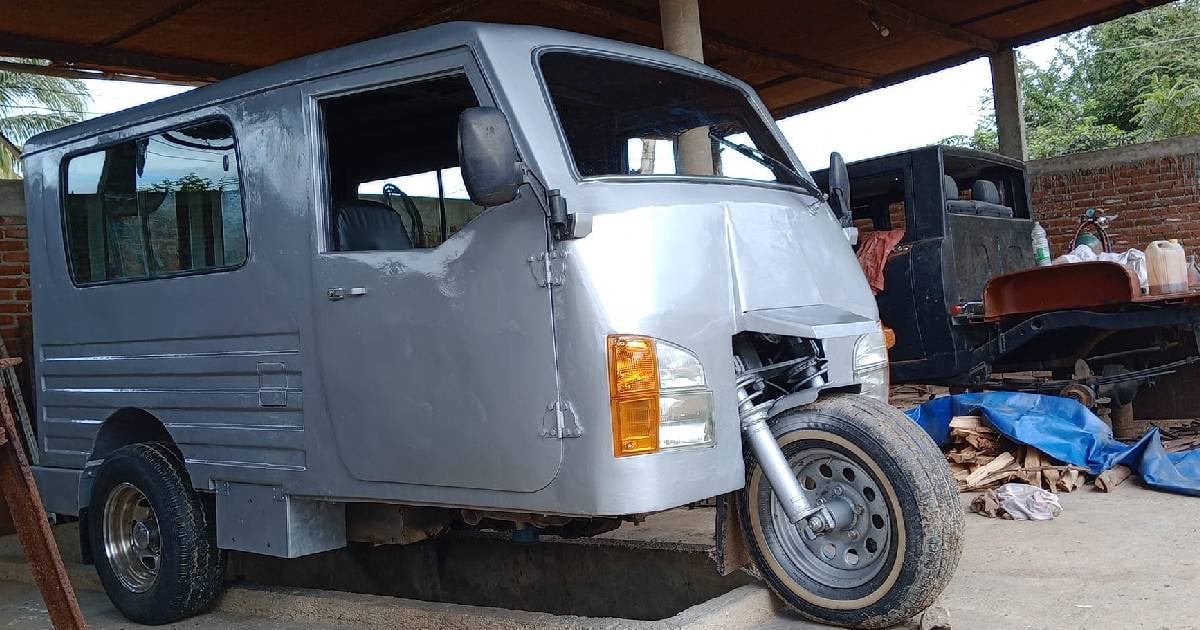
{"left": 657, "top": 341, "right": 706, "bottom": 389}
{"left": 853, "top": 327, "right": 890, "bottom": 402}
{"left": 659, "top": 390, "right": 714, "bottom": 450}
{"left": 608, "top": 336, "right": 715, "bottom": 456}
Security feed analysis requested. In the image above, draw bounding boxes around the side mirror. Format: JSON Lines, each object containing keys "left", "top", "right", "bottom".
{"left": 458, "top": 107, "right": 521, "bottom": 207}
{"left": 828, "top": 151, "right": 851, "bottom": 227}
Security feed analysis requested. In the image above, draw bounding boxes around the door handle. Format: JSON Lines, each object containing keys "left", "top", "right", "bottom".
{"left": 327, "top": 287, "right": 368, "bottom": 301}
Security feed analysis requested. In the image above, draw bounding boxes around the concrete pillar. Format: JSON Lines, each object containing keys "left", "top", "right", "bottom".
{"left": 659, "top": 0, "right": 714, "bottom": 176}
{"left": 990, "top": 48, "right": 1027, "bottom": 161}
{"left": 639, "top": 139, "right": 657, "bottom": 174}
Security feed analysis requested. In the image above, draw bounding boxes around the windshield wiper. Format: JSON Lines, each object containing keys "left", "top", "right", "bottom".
{"left": 708, "top": 132, "right": 826, "bottom": 201}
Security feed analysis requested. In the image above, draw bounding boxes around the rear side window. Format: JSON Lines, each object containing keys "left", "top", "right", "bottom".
{"left": 63, "top": 119, "right": 247, "bottom": 284}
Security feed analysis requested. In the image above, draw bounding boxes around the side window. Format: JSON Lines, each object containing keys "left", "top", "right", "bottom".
{"left": 849, "top": 170, "right": 907, "bottom": 236}
{"left": 63, "top": 120, "right": 246, "bottom": 284}
{"left": 322, "top": 74, "right": 485, "bottom": 252}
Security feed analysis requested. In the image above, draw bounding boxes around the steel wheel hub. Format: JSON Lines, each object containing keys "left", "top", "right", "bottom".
{"left": 770, "top": 448, "right": 892, "bottom": 588}
{"left": 103, "top": 483, "right": 162, "bottom": 593}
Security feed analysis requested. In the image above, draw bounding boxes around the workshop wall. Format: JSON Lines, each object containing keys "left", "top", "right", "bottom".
{"left": 0, "top": 180, "right": 29, "bottom": 358}
{"left": 1028, "top": 134, "right": 1200, "bottom": 257}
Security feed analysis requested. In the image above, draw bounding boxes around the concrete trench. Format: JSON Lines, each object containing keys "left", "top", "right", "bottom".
{"left": 225, "top": 522, "right": 753, "bottom": 620}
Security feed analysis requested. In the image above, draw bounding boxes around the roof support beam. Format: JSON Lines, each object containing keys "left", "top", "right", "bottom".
{"left": 0, "top": 31, "right": 247, "bottom": 82}
{"left": 368, "top": 0, "right": 490, "bottom": 39}
{"left": 524, "top": 0, "right": 874, "bottom": 88}
{"left": 854, "top": 0, "right": 998, "bottom": 53}
{"left": 93, "top": 0, "right": 203, "bottom": 47}
{"left": 0, "top": 60, "right": 204, "bottom": 86}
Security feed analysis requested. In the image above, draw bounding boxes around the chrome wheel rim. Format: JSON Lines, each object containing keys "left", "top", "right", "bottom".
{"left": 770, "top": 448, "right": 893, "bottom": 588}
{"left": 103, "top": 482, "right": 161, "bottom": 593}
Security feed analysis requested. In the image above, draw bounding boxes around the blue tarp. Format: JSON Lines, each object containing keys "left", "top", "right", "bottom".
{"left": 906, "top": 392, "right": 1200, "bottom": 496}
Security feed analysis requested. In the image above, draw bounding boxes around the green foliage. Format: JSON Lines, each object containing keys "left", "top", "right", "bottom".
{"left": 1133, "top": 74, "right": 1200, "bottom": 140}
{"left": 0, "top": 59, "right": 90, "bottom": 177}
{"left": 944, "top": 0, "right": 1200, "bottom": 159}
{"left": 142, "top": 173, "right": 237, "bottom": 193}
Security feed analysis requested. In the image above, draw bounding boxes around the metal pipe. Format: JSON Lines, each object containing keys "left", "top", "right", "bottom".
{"left": 737, "top": 385, "right": 821, "bottom": 525}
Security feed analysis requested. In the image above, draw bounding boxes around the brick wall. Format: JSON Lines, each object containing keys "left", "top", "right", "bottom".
{"left": 1028, "top": 134, "right": 1200, "bottom": 255}
{"left": 0, "top": 181, "right": 30, "bottom": 358}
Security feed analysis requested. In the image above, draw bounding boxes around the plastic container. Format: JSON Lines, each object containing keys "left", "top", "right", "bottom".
{"left": 1146, "top": 240, "right": 1188, "bottom": 295}
{"left": 1032, "top": 222, "right": 1051, "bottom": 267}
{"left": 1189, "top": 254, "right": 1200, "bottom": 289}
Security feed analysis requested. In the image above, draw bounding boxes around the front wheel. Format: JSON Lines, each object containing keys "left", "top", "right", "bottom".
{"left": 738, "top": 394, "right": 963, "bottom": 629}
{"left": 88, "top": 442, "right": 224, "bottom": 625}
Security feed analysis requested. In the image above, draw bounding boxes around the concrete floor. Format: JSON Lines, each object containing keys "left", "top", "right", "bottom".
{"left": 0, "top": 483, "right": 1195, "bottom": 628}
{"left": 0, "top": 581, "right": 347, "bottom": 629}
{"left": 941, "top": 483, "right": 1200, "bottom": 630}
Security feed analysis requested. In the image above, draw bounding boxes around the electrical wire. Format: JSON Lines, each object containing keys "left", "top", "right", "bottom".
{"left": 1092, "top": 33, "right": 1200, "bottom": 55}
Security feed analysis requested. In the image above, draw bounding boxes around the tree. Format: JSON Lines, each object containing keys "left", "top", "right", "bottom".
{"left": 945, "top": 0, "right": 1200, "bottom": 159}
{"left": 0, "top": 59, "right": 90, "bottom": 177}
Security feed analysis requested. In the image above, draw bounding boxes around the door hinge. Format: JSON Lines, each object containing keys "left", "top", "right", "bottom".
{"left": 540, "top": 401, "right": 582, "bottom": 438}
{"left": 528, "top": 250, "right": 565, "bottom": 288}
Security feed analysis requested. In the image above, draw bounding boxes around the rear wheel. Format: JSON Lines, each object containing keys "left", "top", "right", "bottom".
{"left": 88, "top": 442, "right": 224, "bottom": 625}
{"left": 739, "top": 394, "right": 963, "bottom": 629}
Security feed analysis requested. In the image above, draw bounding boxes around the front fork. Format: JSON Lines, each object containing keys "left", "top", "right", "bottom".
{"left": 737, "top": 374, "right": 839, "bottom": 534}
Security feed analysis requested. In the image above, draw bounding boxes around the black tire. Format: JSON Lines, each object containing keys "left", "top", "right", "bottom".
{"left": 738, "top": 394, "right": 963, "bottom": 629}
{"left": 88, "top": 442, "right": 224, "bottom": 625}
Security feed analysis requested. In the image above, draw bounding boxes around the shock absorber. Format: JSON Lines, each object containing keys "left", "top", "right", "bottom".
{"left": 737, "top": 374, "right": 835, "bottom": 533}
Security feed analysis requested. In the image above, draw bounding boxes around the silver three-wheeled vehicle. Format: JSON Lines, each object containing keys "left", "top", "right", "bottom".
{"left": 21, "top": 22, "right": 961, "bottom": 628}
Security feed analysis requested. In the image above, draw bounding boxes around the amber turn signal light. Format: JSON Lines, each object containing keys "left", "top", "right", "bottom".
{"left": 608, "top": 335, "right": 660, "bottom": 457}
{"left": 882, "top": 326, "right": 896, "bottom": 349}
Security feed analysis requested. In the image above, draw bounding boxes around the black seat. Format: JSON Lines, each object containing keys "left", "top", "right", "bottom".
{"left": 335, "top": 200, "right": 414, "bottom": 251}
{"left": 945, "top": 176, "right": 1013, "bottom": 219}
{"left": 971, "top": 179, "right": 1002, "bottom": 204}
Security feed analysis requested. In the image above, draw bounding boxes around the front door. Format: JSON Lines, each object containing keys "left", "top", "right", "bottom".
{"left": 306, "top": 52, "right": 562, "bottom": 492}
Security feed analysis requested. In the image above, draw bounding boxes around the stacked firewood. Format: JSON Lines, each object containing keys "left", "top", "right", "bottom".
{"left": 945, "top": 416, "right": 1089, "bottom": 493}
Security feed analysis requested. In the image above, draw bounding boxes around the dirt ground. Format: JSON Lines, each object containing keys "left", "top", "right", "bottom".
{"left": 0, "top": 482, "right": 1195, "bottom": 628}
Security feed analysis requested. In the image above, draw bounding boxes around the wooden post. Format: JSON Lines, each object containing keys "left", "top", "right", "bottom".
{"left": 990, "top": 48, "right": 1027, "bottom": 161}
{"left": 0, "top": 357, "right": 87, "bottom": 629}
{"left": 659, "top": 0, "right": 714, "bottom": 176}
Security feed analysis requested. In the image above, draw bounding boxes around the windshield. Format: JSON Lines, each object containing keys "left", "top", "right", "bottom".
{"left": 539, "top": 51, "right": 806, "bottom": 186}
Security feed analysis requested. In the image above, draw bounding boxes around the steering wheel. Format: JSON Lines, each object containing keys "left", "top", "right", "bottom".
{"left": 382, "top": 183, "right": 425, "bottom": 248}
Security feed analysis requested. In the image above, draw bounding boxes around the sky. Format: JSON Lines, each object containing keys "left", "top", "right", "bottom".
{"left": 78, "top": 38, "right": 1063, "bottom": 187}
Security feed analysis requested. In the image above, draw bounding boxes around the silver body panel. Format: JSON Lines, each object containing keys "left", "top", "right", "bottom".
{"left": 23, "top": 23, "right": 878, "bottom": 523}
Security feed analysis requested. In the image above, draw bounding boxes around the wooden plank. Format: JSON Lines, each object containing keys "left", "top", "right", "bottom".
{"left": 93, "top": 0, "right": 205, "bottom": 46}
{"left": 974, "top": 469, "right": 1017, "bottom": 489}
{"left": 949, "top": 415, "right": 985, "bottom": 429}
{"left": 1096, "top": 465, "right": 1133, "bottom": 492}
{"left": 0, "top": 60, "right": 203, "bottom": 86}
{"left": 0, "top": 30, "right": 246, "bottom": 82}
{"left": 1025, "top": 448, "right": 1043, "bottom": 489}
{"left": 959, "top": 430, "right": 1000, "bottom": 453}
{"left": 0, "top": 382, "right": 87, "bottom": 628}
{"left": 527, "top": 0, "right": 876, "bottom": 87}
{"left": 0, "top": 347, "right": 36, "bottom": 465}
{"left": 1164, "top": 436, "right": 1200, "bottom": 453}
{"left": 1062, "top": 469, "right": 1084, "bottom": 493}
{"left": 851, "top": 0, "right": 999, "bottom": 52}
{"left": 965, "top": 451, "right": 1015, "bottom": 488}
{"left": 947, "top": 449, "right": 978, "bottom": 464}
{"left": 1044, "top": 465, "right": 1062, "bottom": 493}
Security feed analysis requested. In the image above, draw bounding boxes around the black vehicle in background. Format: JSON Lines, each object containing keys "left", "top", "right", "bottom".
{"left": 814, "top": 145, "right": 1200, "bottom": 429}
{"left": 815, "top": 146, "right": 1035, "bottom": 383}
